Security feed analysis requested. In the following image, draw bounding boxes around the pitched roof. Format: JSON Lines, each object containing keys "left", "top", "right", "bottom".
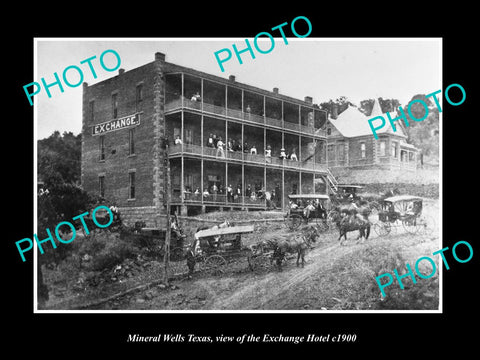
{"left": 328, "top": 99, "right": 406, "bottom": 138}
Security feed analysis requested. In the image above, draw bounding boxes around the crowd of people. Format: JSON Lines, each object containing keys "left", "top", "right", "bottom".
{"left": 183, "top": 182, "right": 282, "bottom": 208}
{"left": 203, "top": 133, "right": 300, "bottom": 162}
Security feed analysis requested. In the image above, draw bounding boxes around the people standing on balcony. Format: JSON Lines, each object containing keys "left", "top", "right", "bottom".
{"left": 243, "top": 142, "right": 249, "bottom": 153}
{"left": 250, "top": 144, "right": 257, "bottom": 155}
{"left": 265, "top": 145, "right": 271, "bottom": 157}
{"left": 191, "top": 91, "right": 201, "bottom": 102}
{"left": 265, "top": 190, "right": 273, "bottom": 209}
{"left": 203, "top": 188, "right": 210, "bottom": 199}
{"left": 227, "top": 184, "right": 233, "bottom": 202}
{"left": 279, "top": 148, "right": 287, "bottom": 160}
{"left": 213, "top": 134, "right": 218, "bottom": 148}
{"left": 254, "top": 182, "right": 261, "bottom": 196}
{"left": 207, "top": 134, "right": 214, "bottom": 148}
{"left": 235, "top": 139, "right": 242, "bottom": 152}
{"left": 236, "top": 184, "right": 242, "bottom": 202}
{"left": 216, "top": 136, "right": 225, "bottom": 158}
{"left": 265, "top": 145, "right": 272, "bottom": 163}
{"left": 271, "top": 190, "right": 277, "bottom": 209}
{"left": 290, "top": 148, "right": 298, "bottom": 161}
{"left": 174, "top": 135, "right": 182, "bottom": 145}
{"left": 211, "top": 183, "right": 218, "bottom": 201}
{"left": 246, "top": 184, "right": 252, "bottom": 197}
{"left": 227, "top": 138, "right": 234, "bottom": 152}
{"left": 246, "top": 104, "right": 251, "bottom": 120}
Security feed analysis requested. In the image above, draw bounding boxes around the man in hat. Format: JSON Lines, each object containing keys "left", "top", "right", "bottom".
{"left": 279, "top": 148, "right": 287, "bottom": 160}
{"left": 185, "top": 243, "right": 196, "bottom": 279}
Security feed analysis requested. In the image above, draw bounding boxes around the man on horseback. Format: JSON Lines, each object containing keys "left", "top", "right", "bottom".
{"left": 333, "top": 203, "right": 371, "bottom": 245}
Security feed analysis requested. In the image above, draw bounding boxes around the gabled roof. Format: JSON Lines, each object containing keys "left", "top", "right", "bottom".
{"left": 328, "top": 99, "right": 406, "bottom": 138}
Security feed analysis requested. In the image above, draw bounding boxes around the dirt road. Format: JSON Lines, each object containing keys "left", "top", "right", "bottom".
{"left": 46, "top": 199, "right": 439, "bottom": 311}
{"left": 113, "top": 215, "right": 440, "bottom": 311}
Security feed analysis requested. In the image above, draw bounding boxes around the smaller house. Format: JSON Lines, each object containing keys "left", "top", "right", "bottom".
{"left": 325, "top": 99, "right": 418, "bottom": 172}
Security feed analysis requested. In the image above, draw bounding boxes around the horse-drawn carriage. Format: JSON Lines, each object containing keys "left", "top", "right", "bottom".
{"left": 373, "top": 195, "right": 434, "bottom": 236}
{"left": 120, "top": 215, "right": 187, "bottom": 262}
{"left": 191, "top": 224, "right": 255, "bottom": 275}
{"left": 284, "top": 194, "right": 330, "bottom": 231}
{"left": 333, "top": 184, "right": 364, "bottom": 204}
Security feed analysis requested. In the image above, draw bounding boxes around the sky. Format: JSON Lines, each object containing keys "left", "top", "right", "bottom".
{"left": 35, "top": 38, "right": 441, "bottom": 139}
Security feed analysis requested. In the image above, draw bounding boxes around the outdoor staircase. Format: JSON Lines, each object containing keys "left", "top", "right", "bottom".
{"left": 326, "top": 168, "right": 338, "bottom": 195}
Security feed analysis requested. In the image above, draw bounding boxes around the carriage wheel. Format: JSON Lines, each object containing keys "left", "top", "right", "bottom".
{"left": 170, "top": 247, "right": 185, "bottom": 262}
{"left": 204, "top": 255, "right": 227, "bottom": 276}
{"left": 417, "top": 215, "right": 435, "bottom": 235}
{"left": 374, "top": 222, "right": 391, "bottom": 236}
{"left": 285, "top": 214, "right": 302, "bottom": 230}
{"left": 402, "top": 218, "right": 419, "bottom": 234}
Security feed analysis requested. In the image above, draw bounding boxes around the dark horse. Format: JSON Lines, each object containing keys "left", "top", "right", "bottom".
{"left": 331, "top": 206, "right": 371, "bottom": 246}
{"left": 270, "top": 225, "right": 320, "bottom": 270}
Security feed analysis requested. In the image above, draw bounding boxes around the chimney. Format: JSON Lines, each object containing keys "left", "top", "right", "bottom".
{"left": 304, "top": 96, "right": 312, "bottom": 104}
{"left": 273, "top": 87, "right": 279, "bottom": 95}
{"left": 155, "top": 52, "right": 165, "bottom": 61}
{"left": 331, "top": 104, "right": 338, "bottom": 119}
{"left": 229, "top": 75, "right": 236, "bottom": 82}
{"left": 118, "top": 68, "right": 125, "bottom": 75}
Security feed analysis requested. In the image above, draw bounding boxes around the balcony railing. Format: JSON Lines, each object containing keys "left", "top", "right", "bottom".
{"left": 265, "top": 116, "right": 283, "bottom": 129}
{"left": 175, "top": 192, "right": 267, "bottom": 207}
{"left": 284, "top": 121, "right": 300, "bottom": 132}
{"left": 167, "top": 143, "right": 328, "bottom": 173}
{"left": 164, "top": 97, "right": 326, "bottom": 138}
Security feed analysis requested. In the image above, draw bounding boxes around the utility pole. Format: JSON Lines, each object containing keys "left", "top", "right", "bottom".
{"left": 163, "top": 137, "right": 171, "bottom": 285}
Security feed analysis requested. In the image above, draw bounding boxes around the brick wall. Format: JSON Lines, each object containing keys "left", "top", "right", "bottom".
{"left": 81, "top": 62, "right": 158, "bottom": 209}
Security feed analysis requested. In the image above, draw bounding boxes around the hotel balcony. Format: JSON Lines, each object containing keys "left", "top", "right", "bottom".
{"left": 164, "top": 71, "right": 328, "bottom": 139}
{"left": 167, "top": 143, "right": 328, "bottom": 174}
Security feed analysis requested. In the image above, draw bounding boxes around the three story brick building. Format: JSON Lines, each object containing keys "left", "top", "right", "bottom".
{"left": 81, "top": 52, "right": 334, "bottom": 227}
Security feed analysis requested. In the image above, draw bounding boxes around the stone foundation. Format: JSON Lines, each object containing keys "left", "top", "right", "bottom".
{"left": 119, "top": 206, "right": 166, "bottom": 228}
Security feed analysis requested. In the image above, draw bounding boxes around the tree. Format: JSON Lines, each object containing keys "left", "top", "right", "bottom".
{"left": 38, "top": 131, "right": 82, "bottom": 187}
{"left": 319, "top": 96, "right": 355, "bottom": 119}
{"left": 401, "top": 95, "right": 439, "bottom": 164}
{"left": 37, "top": 131, "right": 91, "bottom": 306}
{"left": 358, "top": 97, "right": 401, "bottom": 115}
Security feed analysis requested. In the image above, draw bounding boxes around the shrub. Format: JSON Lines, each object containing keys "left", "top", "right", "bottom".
{"left": 79, "top": 231, "right": 140, "bottom": 272}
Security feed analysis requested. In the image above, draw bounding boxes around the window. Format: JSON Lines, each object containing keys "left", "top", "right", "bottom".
{"left": 99, "top": 176, "right": 105, "bottom": 198}
{"left": 89, "top": 100, "right": 95, "bottom": 122}
{"left": 409, "top": 152, "right": 415, "bottom": 162}
{"left": 129, "top": 172, "right": 135, "bottom": 199}
{"left": 136, "top": 84, "right": 143, "bottom": 110}
{"left": 327, "top": 127, "right": 331, "bottom": 135}
{"left": 337, "top": 143, "right": 345, "bottom": 161}
{"left": 379, "top": 141, "right": 386, "bottom": 156}
{"left": 360, "top": 142, "right": 366, "bottom": 158}
{"left": 112, "top": 93, "right": 118, "bottom": 119}
{"left": 391, "top": 142, "right": 397, "bottom": 158}
{"left": 99, "top": 136, "right": 105, "bottom": 161}
{"left": 327, "top": 144, "right": 335, "bottom": 161}
{"left": 128, "top": 128, "right": 135, "bottom": 155}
